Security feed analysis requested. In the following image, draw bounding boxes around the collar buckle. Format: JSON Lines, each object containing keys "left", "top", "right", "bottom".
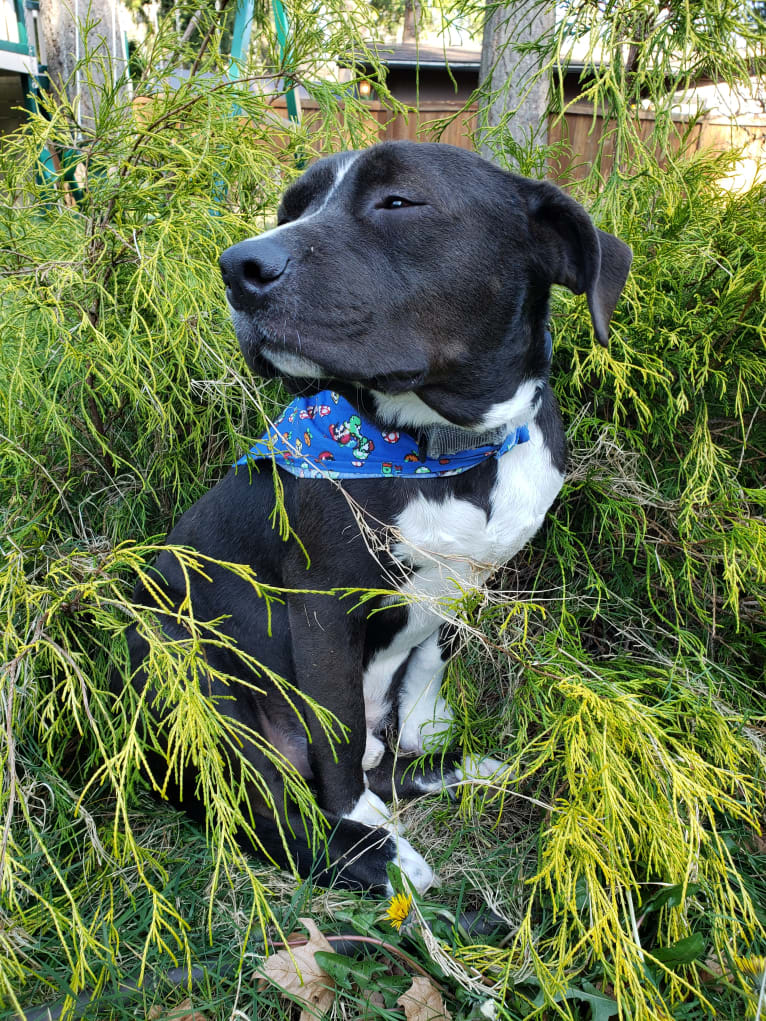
{"left": 419, "top": 424, "right": 509, "bottom": 460}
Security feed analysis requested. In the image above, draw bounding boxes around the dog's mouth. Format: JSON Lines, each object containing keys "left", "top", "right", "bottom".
{"left": 231, "top": 310, "right": 431, "bottom": 396}
{"left": 229, "top": 308, "right": 324, "bottom": 374}
{"left": 261, "top": 342, "right": 430, "bottom": 395}
{"left": 260, "top": 342, "right": 328, "bottom": 380}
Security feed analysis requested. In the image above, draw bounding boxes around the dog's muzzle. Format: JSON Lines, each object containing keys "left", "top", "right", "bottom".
{"left": 219, "top": 236, "right": 291, "bottom": 311}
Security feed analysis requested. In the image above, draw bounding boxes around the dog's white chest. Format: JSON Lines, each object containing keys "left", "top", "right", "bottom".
{"left": 393, "top": 421, "right": 564, "bottom": 588}
{"left": 360, "top": 422, "right": 563, "bottom": 741}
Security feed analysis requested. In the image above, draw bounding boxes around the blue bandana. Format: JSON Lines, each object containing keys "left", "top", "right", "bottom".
{"left": 236, "top": 390, "right": 530, "bottom": 480}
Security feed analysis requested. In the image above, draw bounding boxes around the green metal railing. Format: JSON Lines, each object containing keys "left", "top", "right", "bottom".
{"left": 0, "top": 0, "right": 30, "bottom": 56}
{"left": 229, "top": 0, "right": 299, "bottom": 124}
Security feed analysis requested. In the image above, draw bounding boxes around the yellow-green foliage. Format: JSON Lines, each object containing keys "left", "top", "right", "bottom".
{"left": 0, "top": 7, "right": 390, "bottom": 1014}
{"left": 1, "top": 1, "right": 765, "bottom": 1018}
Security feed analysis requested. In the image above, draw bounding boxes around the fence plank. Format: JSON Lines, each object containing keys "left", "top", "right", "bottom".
{"left": 271, "top": 97, "right": 764, "bottom": 188}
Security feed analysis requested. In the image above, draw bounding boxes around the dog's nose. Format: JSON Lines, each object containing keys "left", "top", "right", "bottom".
{"left": 219, "top": 237, "right": 290, "bottom": 308}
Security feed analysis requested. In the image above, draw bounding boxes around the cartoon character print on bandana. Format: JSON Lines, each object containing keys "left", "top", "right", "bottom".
{"left": 329, "top": 414, "right": 375, "bottom": 462}
{"left": 300, "top": 404, "right": 331, "bottom": 421}
{"left": 235, "top": 390, "right": 530, "bottom": 480}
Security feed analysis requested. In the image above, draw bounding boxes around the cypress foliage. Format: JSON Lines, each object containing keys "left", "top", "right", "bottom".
{"left": 0, "top": 1, "right": 764, "bottom": 1017}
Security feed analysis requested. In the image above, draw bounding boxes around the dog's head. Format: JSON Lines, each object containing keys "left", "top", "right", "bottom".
{"left": 220, "top": 141, "right": 631, "bottom": 429}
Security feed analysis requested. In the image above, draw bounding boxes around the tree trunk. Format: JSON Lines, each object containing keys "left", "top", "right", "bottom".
{"left": 402, "top": 0, "right": 421, "bottom": 42}
{"left": 478, "top": 0, "right": 553, "bottom": 166}
{"left": 39, "top": 0, "right": 129, "bottom": 130}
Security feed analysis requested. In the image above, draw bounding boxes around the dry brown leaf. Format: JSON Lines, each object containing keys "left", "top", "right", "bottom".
{"left": 146, "top": 998, "right": 209, "bottom": 1021}
{"left": 750, "top": 825, "right": 766, "bottom": 854}
{"left": 261, "top": 917, "right": 336, "bottom": 1021}
{"left": 699, "top": 954, "right": 732, "bottom": 985}
{"left": 397, "top": 976, "right": 452, "bottom": 1021}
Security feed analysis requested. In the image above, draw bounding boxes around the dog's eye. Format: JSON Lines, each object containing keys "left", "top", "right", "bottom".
{"left": 378, "top": 196, "right": 415, "bottom": 210}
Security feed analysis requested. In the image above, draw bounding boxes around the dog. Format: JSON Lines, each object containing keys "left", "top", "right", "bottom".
{"left": 123, "top": 140, "right": 632, "bottom": 894}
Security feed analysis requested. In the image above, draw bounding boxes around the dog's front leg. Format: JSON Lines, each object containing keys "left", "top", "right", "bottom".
{"left": 397, "top": 625, "right": 455, "bottom": 756}
{"left": 287, "top": 591, "right": 434, "bottom": 894}
{"left": 287, "top": 591, "right": 367, "bottom": 816}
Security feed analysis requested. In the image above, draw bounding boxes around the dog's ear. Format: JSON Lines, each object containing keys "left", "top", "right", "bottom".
{"left": 525, "top": 181, "right": 632, "bottom": 346}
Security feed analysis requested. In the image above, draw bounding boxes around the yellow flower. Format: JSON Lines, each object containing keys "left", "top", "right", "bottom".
{"left": 734, "top": 955, "right": 766, "bottom": 1017}
{"left": 385, "top": 891, "right": 413, "bottom": 931}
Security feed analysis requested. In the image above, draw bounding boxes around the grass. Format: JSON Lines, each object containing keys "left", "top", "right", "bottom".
{"left": 1, "top": 0, "right": 765, "bottom": 1017}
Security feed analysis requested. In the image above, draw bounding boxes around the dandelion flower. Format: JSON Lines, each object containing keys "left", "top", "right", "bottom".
{"left": 734, "top": 955, "right": 766, "bottom": 1017}
{"left": 386, "top": 891, "right": 413, "bottom": 931}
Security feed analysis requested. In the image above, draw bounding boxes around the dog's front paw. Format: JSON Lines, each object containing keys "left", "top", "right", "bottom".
{"left": 342, "top": 791, "right": 434, "bottom": 895}
{"left": 387, "top": 834, "right": 435, "bottom": 896}
{"left": 398, "top": 696, "right": 454, "bottom": 756}
{"left": 345, "top": 788, "right": 395, "bottom": 832}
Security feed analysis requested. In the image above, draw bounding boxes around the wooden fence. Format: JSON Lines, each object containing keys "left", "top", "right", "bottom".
{"left": 272, "top": 96, "right": 765, "bottom": 189}
{"left": 547, "top": 102, "right": 766, "bottom": 189}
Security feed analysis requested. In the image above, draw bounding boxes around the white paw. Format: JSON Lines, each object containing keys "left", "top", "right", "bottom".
{"left": 362, "top": 731, "right": 386, "bottom": 770}
{"left": 398, "top": 697, "right": 454, "bottom": 756}
{"left": 344, "top": 788, "right": 395, "bottom": 832}
{"left": 385, "top": 835, "right": 435, "bottom": 896}
{"left": 455, "top": 755, "right": 510, "bottom": 785}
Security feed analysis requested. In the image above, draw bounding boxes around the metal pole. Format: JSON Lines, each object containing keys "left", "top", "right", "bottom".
{"left": 272, "top": 0, "right": 299, "bottom": 123}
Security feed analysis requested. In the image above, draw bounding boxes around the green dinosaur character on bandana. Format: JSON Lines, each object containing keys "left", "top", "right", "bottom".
{"left": 329, "top": 414, "right": 375, "bottom": 461}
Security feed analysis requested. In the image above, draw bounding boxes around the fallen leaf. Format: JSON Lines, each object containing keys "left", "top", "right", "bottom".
{"left": 397, "top": 976, "right": 452, "bottom": 1021}
{"left": 261, "top": 917, "right": 336, "bottom": 1021}
{"left": 699, "top": 954, "right": 727, "bottom": 984}
{"left": 749, "top": 823, "right": 766, "bottom": 854}
{"left": 146, "top": 998, "right": 208, "bottom": 1021}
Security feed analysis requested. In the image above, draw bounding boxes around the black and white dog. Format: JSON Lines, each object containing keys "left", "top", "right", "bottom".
{"left": 125, "top": 141, "right": 631, "bottom": 894}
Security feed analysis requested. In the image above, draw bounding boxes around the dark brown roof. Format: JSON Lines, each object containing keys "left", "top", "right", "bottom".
{"left": 358, "top": 42, "right": 482, "bottom": 69}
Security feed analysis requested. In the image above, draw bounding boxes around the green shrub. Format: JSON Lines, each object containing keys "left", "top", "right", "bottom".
{"left": 0, "top": 4, "right": 764, "bottom": 1019}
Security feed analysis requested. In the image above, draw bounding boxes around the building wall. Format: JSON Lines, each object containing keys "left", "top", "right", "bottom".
{"left": 0, "top": 69, "right": 25, "bottom": 135}
{"left": 382, "top": 66, "right": 478, "bottom": 105}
